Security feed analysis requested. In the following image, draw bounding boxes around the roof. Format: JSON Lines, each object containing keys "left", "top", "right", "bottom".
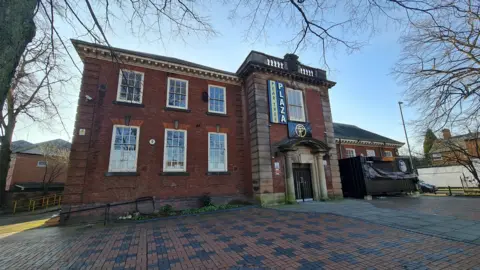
{"left": 333, "top": 123, "right": 404, "bottom": 145}
{"left": 71, "top": 39, "right": 237, "bottom": 77}
{"left": 10, "top": 140, "right": 34, "bottom": 152}
{"left": 14, "top": 139, "right": 71, "bottom": 155}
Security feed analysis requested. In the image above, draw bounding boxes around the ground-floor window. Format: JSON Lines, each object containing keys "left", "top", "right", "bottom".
{"left": 109, "top": 125, "right": 140, "bottom": 172}
{"left": 366, "top": 149, "right": 376, "bottom": 157}
{"left": 384, "top": 151, "right": 393, "bottom": 157}
{"left": 208, "top": 132, "right": 227, "bottom": 171}
{"left": 163, "top": 129, "right": 187, "bottom": 171}
{"left": 345, "top": 148, "right": 356, "bottom": 158}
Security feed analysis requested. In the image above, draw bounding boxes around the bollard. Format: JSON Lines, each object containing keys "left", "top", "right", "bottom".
{"left": 46, "top": 197, "right": 49, "bottom": 208}
{"left": 448, "top": 186, "right": 452, "bottom": 196}
{"left": 32, "top": 201, "right": 36, "bottom": 211}
{"left": 13, "top": 201, "right": 17, "bottom": 214}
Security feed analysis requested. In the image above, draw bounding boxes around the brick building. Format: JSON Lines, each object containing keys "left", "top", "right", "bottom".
{"left": 429, "top": 129, "right": 480, "bottom": 166}
{"left": 64, "top": 40, "right": 342, "bottom": 210}
{"left": 5, "top": 139, "right": 70, "bottom": 204}
{"left": 333, "top": 123, "right": 404, "bottom": 160}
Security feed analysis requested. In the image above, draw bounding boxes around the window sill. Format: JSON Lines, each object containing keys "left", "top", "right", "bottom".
{"left": 104, "top": 172, "right": 139, "bottom": 177}
{"left": 112, "top": 101, "right": 145, "bottom": 107}
{"left": 206, "top": 171, "right": 231, "bottom": 176}
{"left": 206, "top": 112, "right": 228, "bottom": 117}
{"left": 164, "top": 107, "right": 191, "bottom": 113}
{"left": 159, "top": 172, "right": 190, "bottom": 176}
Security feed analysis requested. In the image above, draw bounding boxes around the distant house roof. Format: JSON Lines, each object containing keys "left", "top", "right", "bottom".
{"left": 13, "top": 139, "right": 71, "bottom": 155}
{"left": 333, "top": 123, "right": 404, "bottom": 146}
{"left": 10, "top": 140, "right": 34, "bottom": 152}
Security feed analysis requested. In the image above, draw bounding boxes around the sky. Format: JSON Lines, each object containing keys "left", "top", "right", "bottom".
{"left": 12, "top": 2, "right": 420, "bottom": 151}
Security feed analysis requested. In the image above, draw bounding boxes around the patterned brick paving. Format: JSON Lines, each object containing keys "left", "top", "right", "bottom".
{"left": 1, "top": 208, "right": 480, "bottom": 269}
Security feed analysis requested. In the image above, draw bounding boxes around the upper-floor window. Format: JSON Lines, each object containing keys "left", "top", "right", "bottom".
{"left": 37, "top": 161, "right": 47, "bottom": 167}
{"left": 208, "top": 132, "right": 227, "bottom": 172}
{"left": 163, "top": 129, "right": 187, "bottom": 171}
{"left": 117, "top": 70, "right": 144, "bottom": 104}
{"left": 384, "top": 151, "right": 393, "bottom": 157}
{"left": 367, "top": 149, "right": 376, "bottom": 157}
{"left": 167, "top": 78, "right": 188, "bottom": 109}
{"left": 346, "top": 148, "right": 356, "bottom": 158}
{"left": 109, "top": 125, "right": 140, "bottom": 172}
{"left": 432, "top": 153, "right": 442, "bottom": 161}
{"left": 208, "top": 85, "right": 226, "bottom": 114}
{"left": 287, "top": 88, "right": 306, "bottom": 122}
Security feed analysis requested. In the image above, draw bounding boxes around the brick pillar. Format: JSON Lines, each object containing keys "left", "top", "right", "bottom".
{"left": 244, "top": 73, "right": 275, "bottom": 205}
{"left": 63, "top": 59, "right": 101, "bottom": 205}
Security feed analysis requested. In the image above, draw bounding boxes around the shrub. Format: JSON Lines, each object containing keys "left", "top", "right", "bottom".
{"left": 199, "top": 193, "right": 212, "bottom": 207}
{"left": 159, "top": 204, "right": 173, "bottom": 214}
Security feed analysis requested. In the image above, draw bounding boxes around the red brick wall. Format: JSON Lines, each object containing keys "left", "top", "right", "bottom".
{"left": 64, "top": 58, "right": 248, "bottom": 205}
{"left": 6, "top": 153, "right": 67, "bottom": 190}
{"left": 336, "top": 144, "right": 398, "bottom": 159}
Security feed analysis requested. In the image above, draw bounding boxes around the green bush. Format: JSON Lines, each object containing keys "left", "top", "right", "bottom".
{"left": 159, "top": 204, "right": 174, "bottom": 214}
{"left": 199, "top": 193, "right": 213, "bottom": 207}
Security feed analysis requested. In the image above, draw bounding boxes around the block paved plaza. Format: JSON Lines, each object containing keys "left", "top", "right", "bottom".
{"left": 1, "top": 207, "right": 480, "bottom": 269}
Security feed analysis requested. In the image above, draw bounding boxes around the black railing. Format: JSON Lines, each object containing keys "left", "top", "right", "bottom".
{"left": 60, "top": 196, "right": 155, "bottom": 226}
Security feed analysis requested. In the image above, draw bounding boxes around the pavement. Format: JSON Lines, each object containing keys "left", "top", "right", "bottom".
{"left": 274, "top": 196, "right": 480, "bottom": 244}
{"left": 1, "top": 205, "right": 480, "bottom": 269}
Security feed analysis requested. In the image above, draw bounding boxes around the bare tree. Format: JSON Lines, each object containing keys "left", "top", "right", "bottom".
{"left": 394, "top": 0, "right": 480, "bottom": 131}
{"left": 38, "top": 143, "right": 70, "bottom": 194}
{"left": 0, "top": 29, "right": 68, "bottom": 205}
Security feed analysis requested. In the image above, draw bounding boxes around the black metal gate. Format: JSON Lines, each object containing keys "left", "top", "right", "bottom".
{"left": 293, "top": 164, "right": 313, "bottom": 201}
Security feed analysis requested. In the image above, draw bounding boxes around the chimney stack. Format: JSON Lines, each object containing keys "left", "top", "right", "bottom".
{"left": 442, "top": 129, "right": 452, "bottom": 139}
{"left": 284, "top": 53, "right": 299, "bottom": 73}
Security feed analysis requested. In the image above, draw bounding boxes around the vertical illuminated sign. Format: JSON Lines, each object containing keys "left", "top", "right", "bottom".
{"left": 268, "top": 80, "right": 287, "bottom": 124}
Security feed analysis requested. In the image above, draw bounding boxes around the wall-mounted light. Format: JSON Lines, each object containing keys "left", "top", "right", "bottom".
{"left": 124, "top": 115, "right": 131, "bottom": 126}
{"left": 216, "top": 124, "right": 220, "bottom": 133}
{"left": 174, "top": 120, "right": 179, "bottom": 129}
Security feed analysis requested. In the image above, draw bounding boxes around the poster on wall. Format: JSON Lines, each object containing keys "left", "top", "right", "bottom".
{"left": 267, "top": 80, "right": 287, "bottom": 124}
{"left": 288, "top": 122, "right": 312, "bottom": 138}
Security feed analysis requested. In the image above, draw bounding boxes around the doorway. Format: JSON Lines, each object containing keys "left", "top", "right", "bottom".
{"left": 293, "top": 163, "right": 313, "bottom": 202}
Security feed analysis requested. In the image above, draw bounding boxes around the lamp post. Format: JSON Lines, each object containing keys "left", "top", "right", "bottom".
{"left": 398, "top": 101, "right": 414, "bottom": 172}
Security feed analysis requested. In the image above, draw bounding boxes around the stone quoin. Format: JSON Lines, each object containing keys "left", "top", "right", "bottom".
{"left": 63, "top": 40, "right": 342, "bottom": 213}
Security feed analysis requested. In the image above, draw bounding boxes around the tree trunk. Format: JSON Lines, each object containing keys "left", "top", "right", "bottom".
{"left": 0, "top": 0, "right": 37, "bottom": 111}
{"left": 0, "top": 0, "right": 36, "bottom": 206}
{"left": 0, "top": 125, "right": 13, "bottom": 206}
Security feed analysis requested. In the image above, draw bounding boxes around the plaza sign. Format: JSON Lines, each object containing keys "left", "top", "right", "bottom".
{"left": 267, "top": 80, "right": 287, "bottom": 124}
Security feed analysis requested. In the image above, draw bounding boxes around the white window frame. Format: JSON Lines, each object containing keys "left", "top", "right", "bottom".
{"left": 366, "top": 149, "right": 376, "bottom": 157}
{"left": 116, "top": 69, "right": 144, "bottom": 104}
{"left": 286, "top": 88, "right": 306, "bottom": 122}
{"left": 37, "top": 161, "right": 47, "bottom": 167}
{"left": 346, "top": 148, "right": 356, "bottom": 158}
{"left": 108, "top": 125, "right": 140, "bottom": 172}
{"left": 208, "top": 85, "right": 227, "bottom": 114}
{"left": 208, "top": 132, "right": 228, "bottom": 172}
{"left": 166, "top": 77, "right": 189, "bottom": 109}
{"left": 384, "top": 151, "right": 393, "bottom": 157}
{"left": 432, "top": 153, "right": 442, "bottom": 161}
{"left": 163, "top": 129, "right": 187, "bottom": 172}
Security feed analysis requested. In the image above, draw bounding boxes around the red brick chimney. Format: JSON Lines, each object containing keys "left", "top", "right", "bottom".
{"left": 442, "top": 129, "right": 452, "bottom": 139}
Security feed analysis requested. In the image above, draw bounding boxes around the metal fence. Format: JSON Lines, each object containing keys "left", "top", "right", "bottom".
{"left": 12, "top": 193, "right": 63, "bottom": 214}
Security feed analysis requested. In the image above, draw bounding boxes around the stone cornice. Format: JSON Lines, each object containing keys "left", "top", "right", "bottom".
{"left": 73, "top": 41, "right": 242, "bottom": 86}
{"left": 335, "top": 138, "right": 403, "bottom": 147}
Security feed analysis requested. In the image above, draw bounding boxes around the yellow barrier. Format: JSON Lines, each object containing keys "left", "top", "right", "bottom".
{"left": 13, "top": 193, "right": 63, "bottom": 214}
